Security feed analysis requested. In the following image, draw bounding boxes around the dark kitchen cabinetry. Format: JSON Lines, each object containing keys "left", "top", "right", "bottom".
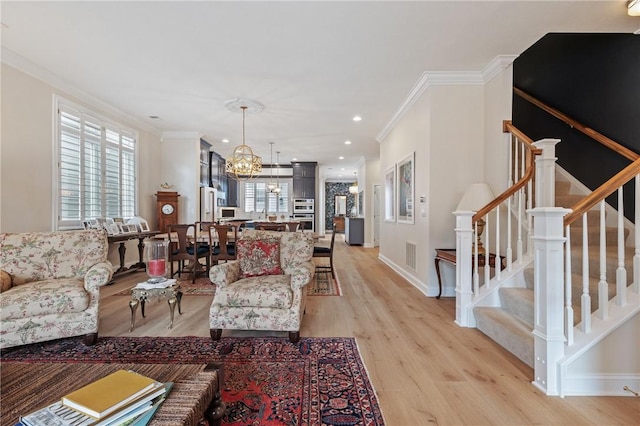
{"left": 207, "top": 149, "right": 239, "bottom": 207}
{"left": 200, "top": 139, "right": 211, "bottom": 188}
{"left": 292, "top": 162, "right": 317, "bottom": 198}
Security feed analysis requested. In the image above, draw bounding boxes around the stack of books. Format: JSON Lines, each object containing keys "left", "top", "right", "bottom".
{"left": 19, "top": 370, "right": 173, "bottom": 426}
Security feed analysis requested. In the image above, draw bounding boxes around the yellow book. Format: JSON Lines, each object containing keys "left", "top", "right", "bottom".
{"left": 61, "top": 370, "right": 160, "bottom": 419}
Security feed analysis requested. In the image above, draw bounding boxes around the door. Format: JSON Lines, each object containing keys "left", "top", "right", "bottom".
{"left": 373, "top": 185, "right": 381, "bottom": 247}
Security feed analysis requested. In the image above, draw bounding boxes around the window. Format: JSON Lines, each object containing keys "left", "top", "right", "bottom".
{"left": 243, "top": 181, "right": 290, "bottom": 214}
{"left": 56, "top": 100, "right": 137, "bottom": 229}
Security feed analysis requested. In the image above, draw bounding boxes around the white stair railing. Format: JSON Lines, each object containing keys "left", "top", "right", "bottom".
{"left": 455, "top": 122, "right": 542, "bottom": 326}
{"left": 562, "top": 159, "right": 640, "bottom": 347}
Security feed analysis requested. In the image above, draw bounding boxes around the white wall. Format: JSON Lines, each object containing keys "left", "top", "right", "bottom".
{"left": 378, "top": 67, "right": 514, "bottom": 297}
{"left": 484, "top": 63, "right": 515, "bottom": 195}
{"left": 363, "top": 156, "right": 380, "bottom": 247}
{"left": 1, "top": 63, "right": 162, "bottom": 268}
{"left": 159, "top": 132, "right": 201, "bottom": 225}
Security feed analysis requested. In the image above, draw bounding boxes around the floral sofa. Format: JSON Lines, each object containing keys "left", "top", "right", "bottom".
{"left": 209, "top": 229, "right": 315, "bottom": 342}
{"left": 0, "top": 229, "right": 113, "bottom": 349}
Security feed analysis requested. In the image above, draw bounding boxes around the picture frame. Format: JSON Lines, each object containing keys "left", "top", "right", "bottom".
{"left": 107, "top": 223, "right": 121, "bottom": 235}
{"left": 82, "top": 220, "right": 92, "bottom": 230}
{"left": 127, "top": 224, "right": 139, "bottom": 233}
{"left": 397, "top": 152, "right": 414, "bottom": 224}
{"left": 138, "top": 221, "right": 150, "bottom": 232}
{"left": 127, "top": 216, "right": 149, "bottom": 233}
{"left": 384, "top": 165, "right": 396, "bottom": 222}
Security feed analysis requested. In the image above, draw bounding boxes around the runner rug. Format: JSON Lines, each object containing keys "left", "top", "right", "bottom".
{"left": 2, "top": 336, "right": 383, "bottom": 426}
{"left": 115, "top": 272, "right": 341, "bottom": 296}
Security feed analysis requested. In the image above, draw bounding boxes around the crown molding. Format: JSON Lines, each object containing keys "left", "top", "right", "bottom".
{"left": 376, "top": 54, "right": 518, "bottom": 143}
{"left": 2, "top": 47, "right": 162, "bottom": 136}
{"left": 482, "top": 54, "right": 519, "bottom": 83}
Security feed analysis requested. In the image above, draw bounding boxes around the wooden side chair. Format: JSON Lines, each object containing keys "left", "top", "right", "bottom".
{"left": 202, "top": 223, "right": 239, "bottom": 265}
{"left": 168, "top": 223, "right": 209, "bottom": 283}
{"left": 285, "top": 221, "right": 300, "bottom": 232}
{"left": 256, "top": 222, "right": 286, "bottom": 232}
{"left": 313, "top": 230, "right": 337, "bottom": 279}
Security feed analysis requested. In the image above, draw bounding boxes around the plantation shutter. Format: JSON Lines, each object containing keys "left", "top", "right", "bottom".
{"left": 57, "top": 101, "right": 137, "bottom": 229}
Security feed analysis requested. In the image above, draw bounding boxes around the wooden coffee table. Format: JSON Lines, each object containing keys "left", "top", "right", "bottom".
{"left": 0, "top": 362, "right": 225, "bottom": 426}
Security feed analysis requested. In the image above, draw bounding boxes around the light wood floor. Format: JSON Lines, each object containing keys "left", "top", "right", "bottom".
{"left": 99, "top": 234, "right": 639, "bottom": 425}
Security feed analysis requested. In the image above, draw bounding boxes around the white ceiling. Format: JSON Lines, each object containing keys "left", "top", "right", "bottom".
{"left": 1, "top": 1, "right": 638, "bottom": 179}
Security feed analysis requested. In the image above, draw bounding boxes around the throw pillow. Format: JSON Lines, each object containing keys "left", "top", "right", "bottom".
{"left": 237, "top": 238, "right": 283, "bottom": 277}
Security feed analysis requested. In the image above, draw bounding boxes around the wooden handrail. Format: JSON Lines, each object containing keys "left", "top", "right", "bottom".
{"left": 564, "top": 156, "right": 640, "bottom": 226}
{"left": 514, "top": 87, "right": 639, "bottom": 161}
{"left": 472, "top": 122, "right": 542, "bottom": 222}
{"left": 503, "top": 120, "right": 535, "bottom": 146}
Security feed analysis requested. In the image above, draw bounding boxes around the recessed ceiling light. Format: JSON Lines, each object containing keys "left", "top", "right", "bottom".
{"left": 352, "top": 115, "right": 362, "bottom": 122}
{"left": 344, "top": 140, "right": 352, "bottom": 145}
{"left": 222, "top": 139, "right": 229, "bottom": 143}
{"left": 339, "top": 156, "right": 344, "bottom": 160}
{"left": 338, "top": 175, "right": 343, "bottom": 177}
{"left": 341, "top": 168, "right": 345, "bottom": 171}
{"left": 292, "top": 157, "right": 298, "bottom": 161}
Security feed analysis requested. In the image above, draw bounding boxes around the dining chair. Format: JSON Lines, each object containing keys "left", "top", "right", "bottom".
{"left": 201, "top": 223, "right": 239, "bottom": 265}
{"left": 313, "top": 230, "right": 337, "bottom": 279}
{"left": 256, "top": 222, "right": 286, "bottom": 232}
{"left": 168, "top": 223, "right": 209, "bottom": 283}
{"left": 285, "top": 221, "right": 300, "bottom": 232}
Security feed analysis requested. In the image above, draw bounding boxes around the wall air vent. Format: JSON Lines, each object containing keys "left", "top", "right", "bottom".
{"left": 406, "top": 241, "right": 417, "bottom": 270}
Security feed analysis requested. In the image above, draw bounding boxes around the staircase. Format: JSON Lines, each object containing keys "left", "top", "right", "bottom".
{"left": 473, "top": 175, "right": 633, "bottom": 369}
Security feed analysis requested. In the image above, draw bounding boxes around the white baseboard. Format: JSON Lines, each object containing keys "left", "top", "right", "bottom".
{"left": 378, "top": 253, "right": 436, "bottom": 297}
{"left": 560, "top": 373, "right": 640, "bottom": 397}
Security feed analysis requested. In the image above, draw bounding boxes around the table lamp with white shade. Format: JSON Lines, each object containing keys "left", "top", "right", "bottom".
{"left": 456, "top": 183, "right": 495, "bottom": 254}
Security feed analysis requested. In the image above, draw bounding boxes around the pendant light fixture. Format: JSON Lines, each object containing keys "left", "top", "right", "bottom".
{"left": 349, "top": 171, "right": 359, "bottom": 194}
{"left": 225, "top": 105, "right": 262, "bottom": 181}
{"left": 267, "top": 141, "right": 278, "bottom": 193}
{"left": 274, "top": 151, "right": 282, "bottom": 194}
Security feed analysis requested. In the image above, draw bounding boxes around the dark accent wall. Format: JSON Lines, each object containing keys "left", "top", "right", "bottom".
{"left": 324, "top": 182, "right": 356, "bottom": 230}
{"left": 512, "top": 33, "right": 640, "bottom": 216}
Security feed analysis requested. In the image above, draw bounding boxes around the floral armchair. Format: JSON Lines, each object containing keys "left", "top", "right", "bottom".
{"left": 0, "top": 230, "right": 113, "bottom": 349}
{"left": 208, "top": 229, "right": 315, "bottom": 342}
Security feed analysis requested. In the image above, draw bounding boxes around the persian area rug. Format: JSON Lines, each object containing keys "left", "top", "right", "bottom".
{"left": 3, "top": 336, "right": 384, "bottom": 426}
{"left": 308, "top": 271, "right": 341, "bottom": 296}
{"left": 115, "top": 272, "right": 341, "bottom": 297}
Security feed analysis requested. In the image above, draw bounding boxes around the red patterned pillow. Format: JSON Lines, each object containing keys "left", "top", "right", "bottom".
{"left": 237, "top": 238, "right": 283, "bottom": 277}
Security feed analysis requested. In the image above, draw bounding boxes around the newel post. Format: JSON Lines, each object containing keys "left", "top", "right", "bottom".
{"left": 454, "top": 211, "right": 474, "bottom": 327}
{"left": 532, "top": 138, "right": 560, "bottom": 208}
{"left": 528, "top": 206, "right": 571, "bottom": 396}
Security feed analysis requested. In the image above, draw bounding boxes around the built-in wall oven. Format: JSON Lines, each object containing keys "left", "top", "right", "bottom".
{"left": 292, "top": 198, "right": 315, "bottom": 232}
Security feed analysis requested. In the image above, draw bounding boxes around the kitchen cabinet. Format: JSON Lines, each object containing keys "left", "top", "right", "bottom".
{"left": 200, "top": 139, "right": 211, "bottom": 187}
{"left": 209, "top": 150, "right": 229, "bottom": 204}
{"left": 292, "top": 162, "right": 317, "bottom": 198}
{"left": 345, "top": 217, "right": 364, "bottom": 246}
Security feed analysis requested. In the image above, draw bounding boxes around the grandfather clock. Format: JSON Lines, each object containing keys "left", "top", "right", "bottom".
{"left": 156, "top": 191, "right": 179, "bottom": 233}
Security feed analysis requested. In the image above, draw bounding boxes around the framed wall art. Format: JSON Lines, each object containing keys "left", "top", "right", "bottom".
{"left": 397, "top": 152, "right": 414, "bottom": 224}
{"left": 384, "top": 165, "right": 396, "bottom": 222}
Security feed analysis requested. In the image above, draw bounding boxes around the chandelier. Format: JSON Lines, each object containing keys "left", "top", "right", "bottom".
{"left": 225, "top": 106, "right": 262, "bottom": 181}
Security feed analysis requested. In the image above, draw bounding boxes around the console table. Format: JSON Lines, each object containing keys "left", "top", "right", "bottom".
{"left": 108, "top": 231, "right": 161, "bottom": 280}
{"left": 434, "top": 248, "right": 506, "bottom": 299}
